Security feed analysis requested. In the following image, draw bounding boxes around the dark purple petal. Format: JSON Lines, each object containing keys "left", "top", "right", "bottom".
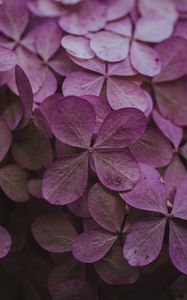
{"left": 61, "top": 35, "right": 95, "bottom": 59}
{"left": 120, "top": 163, "right": 167, "bottom": 214}
{"left": 0, "top": 225, "right": 12, "bottom": 259}
{"left": 130, "top": 127, "right": 173, "bottom": 167}
{"left": 0, "top": 119, "right": 12, "bottom": 162}
{"left": 28, "top": 178, "right": 42, "bottom": 199}
{"left": 171, "top": 178, "right": 187, "bottom": 220}
{"left": 69, "top": 55, "right": 106, "bottom": 74}
{"left": 88, "top": 183, "right": 125, "bottom": 233}
{"left": 32, "top": 213, "right": 77, "bottom": 253}
{"left": 123, "top": 217, "right": 166, "bottom": 266}
{"left": 42, "top": 153, "right": 89, "bottom": 205}
{"left": 106, "top": 0, "right": 135, "bottom": 21}
{"left": 72, "top": 230, "right": 116, "bottom": 263}
{"left": 95, "top": 245, "right": 139, "bottom": 285}
{"left": 169, "top": 220, "right": 187, "bottom": 275}
{"left": 0, "top": 96, "right": 23, "bottom": 130}
{"left": 0, "top": 46, "right": 17, "bottom": 71}
{"left": 50, "top": 96, "right": 96, "bottom": 148}
{"left": 94, "top": 108, "right": 146, "bottom": 149}
{"left": 180, "top": 142, "right": 187, "bottom": 160}
{"left": 93, "top": 149, "right": 140, "bottom": 191}
{"left": 0, "top": 165, "right": 29, "bottom": 203}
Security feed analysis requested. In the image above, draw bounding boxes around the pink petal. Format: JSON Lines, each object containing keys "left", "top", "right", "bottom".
{"left": 88, "top": 183, "right": 125, "bottom": 233}
{"left": 154, "top": 78, "right": 187, "bottom": 126}
{"left": 171, "top": 178, "right": 187, "bottom": 220}
{"left": 107, "top": 56, "right": 137, "bottom": 76}
{"left": 107, "top": 77, "right": 147, "bottom": 111}
{"left": 169, "top": 220, "right": 187, "bottom": 275}
{"left": 62, "top": 71, "right": 104, "bottom": 98}
{"left": 130, "top": 41, "right": 161, "bottom": 76}
{"left": 69, "top": 55, "right": 106, "bottom": 74}
{"left": 50, "top": 96, "right": 96, "bottom": 148}
{"left": 42, "top": 153, "right": 89, "bottom": 205}
{"left": 154, "top": 37, "right": 187, "bottom": 83}
{"left": 94, "top": 108, "right": 146, "bottom": 149}
{"left": 0, "top": 46, "right": 17, "bottom": 71}
{"left": 123, "top": 217, "right": 166, "bottom": 266}
{"left": 144, "top": 91, "right": 153, "bottom": 117}
{"left": 59, "top": 0, "right": 82, "bottom": 4}
{"left": 105, "top": 17, "right": 132, "bottom": 37}
{"left": 174, "top": 20, "right": 187, "bottom": 40}
{"left": 61, "top": 35, "right": 95, "bottom": 60}
{"left": 32, "top": 213, "right": 77, "bottom": 253}
{"left": 120, "top": 163, "right": 167, "bottom": 214}
{"left": 93, "top": 149, "right": 140, "bottom": 191}
{"left": 95, "top": 245, "right": 139, "bottom": 285}
{"left": 153, "top": 110, "right": 183, "bottom": 148}
{"left": 72, "top": 230, "right": 116, "bottom": 263}
{"left": 106, "top": 0, "right": 135, "bottom": 21}
{"left": 0, "top": 119, "right": 12, "bottom": 162}
{"left": 34, "top": 68, "right": 57, "bottom": 104}
{"left": 134, "top": 16, "right": 174, "bottom": 43}
{"left": 164, "top": 156, "right": 187, "bottom": 202}
{"left": 28, "top": 0, "right": 67, "bottom": 17}
{"left": 90, "top": 31, "right": 129, "bottom": 62}
{"left": 130, "top": 127, "right": 173, "bottom": 168}
{"left": 0, "top": 225, "right": 12, "bottom": 259}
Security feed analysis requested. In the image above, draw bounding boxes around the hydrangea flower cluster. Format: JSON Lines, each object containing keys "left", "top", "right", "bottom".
{"left": 0, "top": 0, "right": 187, "bottom": 299}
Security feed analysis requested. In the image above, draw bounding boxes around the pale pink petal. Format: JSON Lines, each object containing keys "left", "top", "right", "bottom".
{"left": 90, "top": 31, "right": 129, "bottom": 62}
{"left": 105, "top": 17, "right": 132, "bottom": 37}
{"left": 62, "top": 71, "right": 104, "bottom": 97}
{"left": 28, "top": 0, "right": 67, "bottom": 17}
{"left": 106, "top": 0, "right": 135, "bottom": 21}
{"left": 130, "top": 41, "right": 161, "bottom": 76}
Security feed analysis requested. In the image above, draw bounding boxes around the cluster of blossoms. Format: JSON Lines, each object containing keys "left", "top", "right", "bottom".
{"left": 1, "top": 0, "right": 187, "bottom": 299}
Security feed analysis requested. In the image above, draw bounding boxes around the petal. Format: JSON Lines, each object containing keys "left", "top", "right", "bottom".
{"left": 15, "top": 65, "right": 33, "bottom": 120}
{"left": 61, "top": 35, "right": 95, "bottom": 59}
{"left": 28, "top": 0, "right": 66, "bottom": 17}
{"left": 120, "top": 163, "right": 167, "bottom": 214}
{"left": 50, "top": 96, "right": 96, "bottom": 148}
{"left": 174, "top": 20, "right": 187, "bottom": 40}
{"left": 180, "top": 142, "right": 187, "bottom": 160}
{"left": 0, "top": 46, "right": 17, "bottom": 71}
{"left": 154, "top": 37, "right": 187, "bottom": 83}
{"left": 0, "top": 225, "right": 12, "bottom": 259}
{"left": 130, "top": 127, "right": 173, "bottom": 168}
{"left": 68, "top": 189, "right": 91, "bottom": 219}
{"left": 107, "top": 77, "right": 147, "bottom": 111}
{"left": 105, "top": 17, "right": 133, "bottom": 37}
{"left": 130, "top": 41, "right": 161, "bottom": 76}
{"left": 154, "top": 78, "right": 187, "bottom": 126}
{"left": 28, "top": 178, "right": 42, "bottom": 199}
{"left": 0, "top": 165, "right": 29, "bottom": 203}
{"left": 69, "top": 55, "right": 106, "bottom": 74}
{"left": 106, "top": 0, "right": 135, "bottom": 21}
{"left": 123, "top": 217, "right": 166, "bottom": 266}
{"left": 88, "top": 183, "right": 125, "bottom": 233}
{"left": 152, "top": 110, "right": 183, "bottom": 148}
{"left": 134, "top": 16, "right": 174, "bottom": 43}
{"left": 62, "top": 71, "right": 104, "bottom": 98}
{"left": 34, "top": 69, "right": 57, "bottom": 104}
{"left": 0, "top": 96, "right": 23, "bottom": 130}
{"left": 93, "top": 149, "right": 140, "bottom": 191}
{"left": 164, "top": 156, "right": 187, "bottom": 202}
{"left": 95, "top": 245, "right": 139, "bottom": 285}
{"left": 169, "top": 220, "right": 187, "bottom": 275}
{"left": 107, "top": 56, "right": 137, "bottom": 76}
{"left": 0, "top": 119, "right": 12, "bottom": 162}
{"left": 72, "top": 230, "right": 116, "bottom": 263}
{"left": 42, "top": 152, "right": 89, "bottom": 205}
{"left": 94, "top": 108, "right": 146, "bottom": 149}
{"left": 32, "top": 213, "right": 77, "bottom": 253}
{"left": 50, "top": 49, "right": 79, "bottom": 76}
{"left": 90, "top": 31, "right": 129, "bottom": 62}
{"left": 171, "top": 178, "right": 187, "bottom": 220}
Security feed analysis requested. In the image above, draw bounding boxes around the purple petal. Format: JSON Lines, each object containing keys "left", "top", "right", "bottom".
{"left": 0, "top": 225, "right": 12, "bottom": 259}
{"left": 0, "top": 96, "right": 23, "bottom": 130}
{"left": 130, "top": 41, "right": 161, "bottom": 76}
{"left": 62, "top": 71, "right": 104, "bottom": 97}
{"left": 0, "top": 46, "right": 17, "bottom": 71}
{"left": 0, "top": 165, "right": 29, "bottom": 203}
{"left": 153, "top": 110, "right": 183, "bottom": 148}
{"left": 34, "top": 68, "right": 57, "bottom": 104}
{"left": 144, "top": 90, "right": 153, "bottom": 117}
{"left": 90, "top": 31, "right": 129, "bottom": 62}
{"left": 88, "top": 183, "right": 125, "bottom": 233}
{"left": 130, "top": 127, "right": 173, "bottom": 168}
{"left": 0, "top": 119, "right": 12, "bottom": 162}
{"left": 107, "top": 78, "right": 147, "bottom": 111}
{"left": 106, "top": 0, "right": 135, "bottom": 21}
{"left": 154, "top": 78, "right": 187, "bottom": 126}
{"left": 69, "top": 55, "right": 106, "bottom": 74}
{"left": 174, "top": 20, "right": 187, "bottom": 40}
{"left": 169, "top": 220, "right": 187, "bottom": 275}
{"left": 39, "top": 94, "right": 64, "bottom": 125}
{"left": 28, "top": 0, "right": 67, "bottom": 17}
{"left": 164, "top": 156, "right": 187, "bottom": 202}
{"left": 28, "top": 178, "right": 42, "bottom": 199}
{"left": 61, "top": 35, "right": 95, "bottom": 59}
{"left": 49, "top": 49, "right": 79, "bottom": 76}
{"left": 180, "top": 142, "right": 187, "bottom": 160}
{"left": 154, "top": 37, "right": 187, "bottom": 83}
{"left": 15, "top": 65, "right": 33, "bottom": 120}
{"left": 42, "top": 153, "right": 89, "bottom": 205}
{"left": 93, "top": 149, "right": 140, "bottom": 191}
{"left": 120, "top": 163, "right": 167, "bottom": 214}
{"left": 134, "top": 16, "right": 174, "bottom": 43}
{"left": 72, "top": 230, "right": 116, "bottom": 263}
{"left": 50, "top": 96, "right": 96, "bottom": 148}
{"left": 171, "top": 178, "right": 187, "bottom": 220}
{"left": 68, "top": 193, "right": 90, "bottom": 219}
{"left": 123, "top": 217, "right": 166, "bottom": 266}
{"left": 107, "top": 56, "right": 137, "bottom": 76}
{"left": 105, "top": 17, "right": 133, "bottom": 37}
{"left": 33, "top": 108, "right": 52, "bottom": 139}
{"left": 32, "top": 213, "right": 77, "bottom": 253}
{"left": 94, "top": 108, "right": 146, "bottom": 149}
